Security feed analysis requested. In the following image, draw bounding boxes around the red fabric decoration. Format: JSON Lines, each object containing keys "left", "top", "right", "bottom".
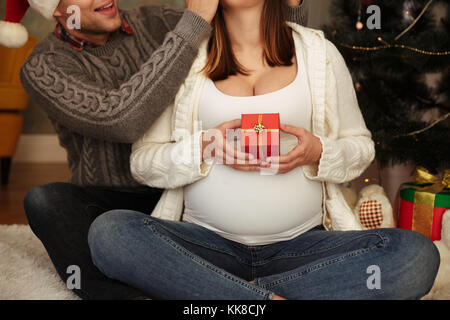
{"left": 5, "top": 0, "right": 30, "bottom": 24}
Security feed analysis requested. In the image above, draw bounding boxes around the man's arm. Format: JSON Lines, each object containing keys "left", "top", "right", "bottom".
{"left": 20, "top": 8, "right": 212, "bottom": 144}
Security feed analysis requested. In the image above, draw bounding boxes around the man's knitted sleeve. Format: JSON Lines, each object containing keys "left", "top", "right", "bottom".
{"left": 20, "top": 8, "right": 211, "bottom": 144}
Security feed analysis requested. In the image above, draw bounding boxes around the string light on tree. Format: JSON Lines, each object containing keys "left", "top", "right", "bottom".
{"left": 402, "top": 0, "right": 415, "bottom": 24}
{"left": 339, "top": 41, "right": 450, "bottom": 56}
{"left": 362, "top": 176, "right": 381, "bottom": 184}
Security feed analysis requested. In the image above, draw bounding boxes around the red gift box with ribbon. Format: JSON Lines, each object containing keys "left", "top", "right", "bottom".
{"left": 240, "top": 113, "right": 280, "bottom": 161}
{"left": 394, "top": 167, "right": 450, "bottom": 241}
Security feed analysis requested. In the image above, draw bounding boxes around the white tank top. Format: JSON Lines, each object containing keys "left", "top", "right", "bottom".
{"left": 182, "top": 34, "right": 323, "bottom": 245}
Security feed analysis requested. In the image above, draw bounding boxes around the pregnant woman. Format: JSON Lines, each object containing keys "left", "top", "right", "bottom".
{"left": 87, "top": 0, "right": 440, "bottom": 300}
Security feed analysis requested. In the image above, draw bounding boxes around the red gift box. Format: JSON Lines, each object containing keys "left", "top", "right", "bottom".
{"left": 240, "top": 113, "right": 280, "bottom": 161}
{"left": 394, "top": 167, "right": 450, "bottom": 241}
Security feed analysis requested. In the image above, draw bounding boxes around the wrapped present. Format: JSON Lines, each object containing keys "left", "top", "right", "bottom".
{"left": 395, "top": 167, "right": 450, "bottom": 241}
{"left": 241, "top": 113, "right": 280, "bottom": 161}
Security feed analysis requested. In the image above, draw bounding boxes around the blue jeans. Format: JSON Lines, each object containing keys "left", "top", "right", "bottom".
{"left": 24, "top": 182, "right": 164, "bottom": 299}
{"left": 88, "top": 210, "right": 440, "bottom": 300}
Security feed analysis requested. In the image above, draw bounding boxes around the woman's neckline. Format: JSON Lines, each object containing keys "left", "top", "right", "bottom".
{"left": 208, "top": 31, "right": 301, "bottom": 99}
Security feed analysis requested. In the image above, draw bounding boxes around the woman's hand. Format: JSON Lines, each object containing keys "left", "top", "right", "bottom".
{"left": 201, "top": 119, "right": 261, "bottom": 172}
{"left": 185, "top": 0, "right": 219, "bottom": 24}
{"left": 261, "top": 124, "right": 323, "bottom": 174}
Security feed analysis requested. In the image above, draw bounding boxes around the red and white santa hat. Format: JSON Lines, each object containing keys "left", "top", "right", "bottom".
{"left": 0, "top": 0, "right": 60, "bottom": 48}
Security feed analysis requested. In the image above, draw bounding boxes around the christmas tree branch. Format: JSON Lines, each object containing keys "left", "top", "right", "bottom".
{"left": 394, "top": 112, "right": 450, "bottom": 137}
{"left": 395, "top": 0, "right": 434, "bottom": 41}
{"left": 415, "top": 96, "right": 450, "bottom": 112}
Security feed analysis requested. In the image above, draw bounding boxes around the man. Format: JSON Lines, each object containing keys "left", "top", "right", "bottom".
{"left": 18, "top": 0, "right": 308, "bottom": 299}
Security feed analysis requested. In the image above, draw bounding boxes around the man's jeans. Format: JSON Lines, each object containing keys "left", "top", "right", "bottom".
{"left": 88, "top": 210, "right": 440, "bottom": 300}
{"left": 24, "top": 182, "right": 164, "bottom": 300}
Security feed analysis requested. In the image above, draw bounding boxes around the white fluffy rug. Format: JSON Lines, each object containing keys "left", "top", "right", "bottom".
{"left": 0, "top": 225, "right": 79, "bottom": 300}
{"left": 0, "top": 224, "right": 449, "bottom": 300}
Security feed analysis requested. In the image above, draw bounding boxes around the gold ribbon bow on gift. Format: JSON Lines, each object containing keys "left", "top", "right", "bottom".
{"left": 413, "top": 166, "right": 450, "bottom": 194}
{"left": 242, "top": 114, "right": 279, "bottom": 159}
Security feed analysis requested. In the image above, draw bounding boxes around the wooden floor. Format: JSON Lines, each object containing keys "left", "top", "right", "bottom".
{"left": 0, "top": 163, "right": 71, "bottom": 225}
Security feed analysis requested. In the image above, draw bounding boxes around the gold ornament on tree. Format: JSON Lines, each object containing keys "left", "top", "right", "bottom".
{"left": 356, "top": 0, "right": 364, "bottom": 30}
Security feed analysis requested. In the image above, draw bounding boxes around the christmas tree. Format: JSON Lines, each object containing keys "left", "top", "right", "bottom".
{"left": 324, "top": 0, "right": 450, "bottom": 174}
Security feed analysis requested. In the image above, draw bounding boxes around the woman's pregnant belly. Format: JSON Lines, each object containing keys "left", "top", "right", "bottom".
{"left": 183, "top": 142, "right": 323, "bottom": 238}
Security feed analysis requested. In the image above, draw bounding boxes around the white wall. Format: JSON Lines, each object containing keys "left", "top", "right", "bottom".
{"left": 13, "top": 135, "right": 67, "bottom": 163}
{"left": 307, "top": 0, "right": 332, "bottom": 29}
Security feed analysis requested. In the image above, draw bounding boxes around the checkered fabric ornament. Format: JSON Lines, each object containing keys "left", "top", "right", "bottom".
{"left": 358, "top": 199, "right": 383, "bottom": 229}
{"left": 354, "top": 184, "right": 395, "bottom": 229}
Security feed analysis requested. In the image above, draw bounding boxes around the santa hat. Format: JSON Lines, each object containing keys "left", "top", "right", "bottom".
{"left": 0, "top": 0, "right": 60, "bottom": 48}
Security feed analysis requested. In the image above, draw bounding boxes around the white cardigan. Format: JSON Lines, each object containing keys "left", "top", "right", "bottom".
{"left": 130, "top": 23, "right": 376, "bottom": 231}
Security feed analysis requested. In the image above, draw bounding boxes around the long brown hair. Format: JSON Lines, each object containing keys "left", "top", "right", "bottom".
{"left": 202, "top": 0, "right": 295, "bottom": 81}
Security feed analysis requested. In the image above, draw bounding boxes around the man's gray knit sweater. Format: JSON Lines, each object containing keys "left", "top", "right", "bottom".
{"left": 20, "top": 5, "right": 308, "bottom": 191}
